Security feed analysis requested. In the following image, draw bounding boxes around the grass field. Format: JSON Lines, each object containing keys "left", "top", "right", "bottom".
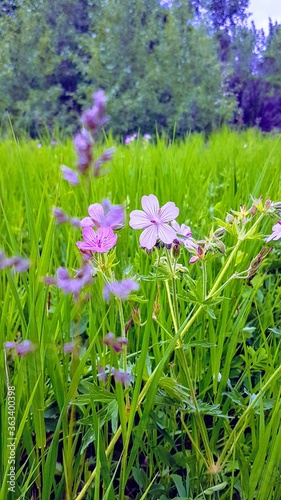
{"left": 1, "top": 128, "right": 281, "bottom": 499}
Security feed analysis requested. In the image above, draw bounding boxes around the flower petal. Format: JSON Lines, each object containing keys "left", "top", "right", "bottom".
{"left": 88, "top": 203, "right": 105, "bottom": 227}
{"left": 129, "top": 210, "right": 151, "bottom": 229}
{"left": 80, "top": 216, "right": 94, "bottom": 227}
{"left": 141, "top": 194, "right": 159, "bottom": 217}
{"left": 104, "top": 205, "right": 124, "bottom": 229}
{"left": 158, "top": 224, "right": 177, "bottom": 244}
{"left": 140, "top": 225, "right": 158, "bottom": 249}
{"left": 160, "top": 202, "right": 179, "bottom": 223}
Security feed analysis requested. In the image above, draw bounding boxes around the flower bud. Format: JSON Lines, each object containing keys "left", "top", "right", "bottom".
{"left": 172, "top": 239, "right": 181, "bottom": 259}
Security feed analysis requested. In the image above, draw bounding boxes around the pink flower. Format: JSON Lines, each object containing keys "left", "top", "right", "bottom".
{"left": 77, "top": 227, "right": 117, "bottom": 253}
{"left": 129, "top": 194, "right": 179, "bottom": 250}
{"left": 171, "top": 220, "right": 198, "bottom": 252}
{"left": 80, "top": 202, "right": 124, "bottom": 230}
{"left": 266, "top": 221, "right": 281, "bottom": 242}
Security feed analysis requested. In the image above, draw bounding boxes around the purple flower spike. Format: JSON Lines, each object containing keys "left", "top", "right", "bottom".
{"left": 103, "top": 332, "right": 128, "bottom": 353}
{"left": 5, "top": 340, "right": 36, "bottom": 357}
{"left": 80, "top": 202, "right": 124, "bottom": 230}
{"left": 61, "top": 165, "right": 80, "bottom": 185}
{"left": 74, "top": 129, "right": 93, "bottom": 173}
{"left": 103, "top": 279, "right": 139, "bottom": 301}
{"left": 81, "top": 90, "right": 108, "bottom": 136}
{"left": 129, "top": 194, "right": 179, "bottom": 250}
{"left": 266, "top": 221, "right": 281, "bottom": 242}
{"left": 77, "top": 226, "right": 118, "bottom": 254}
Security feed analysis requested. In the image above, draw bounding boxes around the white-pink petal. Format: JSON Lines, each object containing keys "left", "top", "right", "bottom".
{"left": 139, "top": 225, "right": 158, "bottom": 249}
{"left": 160, "top": 202, "right": 179, "bottom": 223}
{"left": 141, "top": 194, "right": 160, "bottom": 218}
{"left": 158, "top": 224, "right": 177, "bottom": 244}
{"left": 129, "top": 210, "right": 151, "bottom": 229}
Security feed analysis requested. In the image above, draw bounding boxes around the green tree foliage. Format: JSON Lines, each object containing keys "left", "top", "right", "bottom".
{"left": 0, "top": 0, "right": 280, "bottom": 137}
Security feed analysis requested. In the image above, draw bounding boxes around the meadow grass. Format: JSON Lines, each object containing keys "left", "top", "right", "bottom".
{"left": 0, "top": 128, "right": 281, "bottom": 499}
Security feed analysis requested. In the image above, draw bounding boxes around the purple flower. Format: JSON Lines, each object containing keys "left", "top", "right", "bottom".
{"left": 111, "top": 368, "right": 131, "bottom": 386}
{"left": 0, "top": 251, "right": 29, "bottom": 272}
{"left": 63, "top": 342, "right": 79, "bottom": 356}
{"left": 266, "top": 221, "right": 281, "bottom": 242}
{"left": 97, "top": 365, "right": 107, "bottom": 382}
{"left": 171, "top": 220, "right": 198, "bottom": 252}
{"left": 5, "top": 340, "right": 36, "bottom": 357}
{"left": 103, "top": 332, "right": 128, "bottom": 353}
{"left": 61, "top": 165, "right": 80, "bottom": 185}
{"left": 80, "top": 202, "right": 124, "bottom": 230}
{"left": 52, "top": 208, "right": 81, "bottom": 228}
{"left": 77, "top": 227, "right": 117, "bottom": 254}
{"left": 74, "top": 129, "right": 93, "bottom": 173}
{"left": 129, "top": 194, "right": 179, "bottom": 250}
{"left": 81, "top": 90, "right": 108, "bottom": 136}
{"left": 103, "top": 279, "right": 139, "bottom": 301}
{"left": 143, "top": 134, "right": 151, "bottom": 140}
{"left": 52, "top": 207, "right": 69, "bottom": 224}
{"left": 94, "top": 147, "right": 116, "bottom": 177}
{"left": 43, "top": 264, "right": 93, "bottom": 302}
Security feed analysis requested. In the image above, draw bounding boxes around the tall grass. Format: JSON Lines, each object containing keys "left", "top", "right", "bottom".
{"left": 1, "top": 128, "right": 281, "bottom": 499}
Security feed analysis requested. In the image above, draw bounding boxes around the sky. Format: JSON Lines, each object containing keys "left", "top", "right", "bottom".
{"left": 248, "top": 0, "right": 281, "bottom": 32}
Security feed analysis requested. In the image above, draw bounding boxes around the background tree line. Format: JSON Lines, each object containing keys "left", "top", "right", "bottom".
{"left": 0, "top": 0, "right": 280, "bottom": 138}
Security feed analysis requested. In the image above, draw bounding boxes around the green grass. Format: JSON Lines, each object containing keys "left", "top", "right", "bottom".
{"left": 1, "top": 127, "right": 281, "bottom": 499}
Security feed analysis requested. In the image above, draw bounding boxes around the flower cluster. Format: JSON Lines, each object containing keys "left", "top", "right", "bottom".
{"left": 77, "top": 201, "right": 124, "bottom": 255}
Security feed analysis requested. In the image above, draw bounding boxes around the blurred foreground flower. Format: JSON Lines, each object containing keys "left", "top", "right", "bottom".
{"left": 103, "top": 279, "right": 139, "bottom": 301}
{"left": 61, "top": 165, "right": 80, "bottom": 185}
{"left": 52, "top": 207, "right": 81, "bottom": 227}
{"left": 0, "top": 251, "right": 30, "bottom": 272}
{"left": 5, "top": 340, "right": 36, "bottom": 357}
{"left": 43, "top": 264, "right": 93, "bottom": 302}
{"left": 103, "top": 332, "right": 128, "bottom": 353}
{"left": 129, "top": 194, "right": 179, "bottom": 250}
